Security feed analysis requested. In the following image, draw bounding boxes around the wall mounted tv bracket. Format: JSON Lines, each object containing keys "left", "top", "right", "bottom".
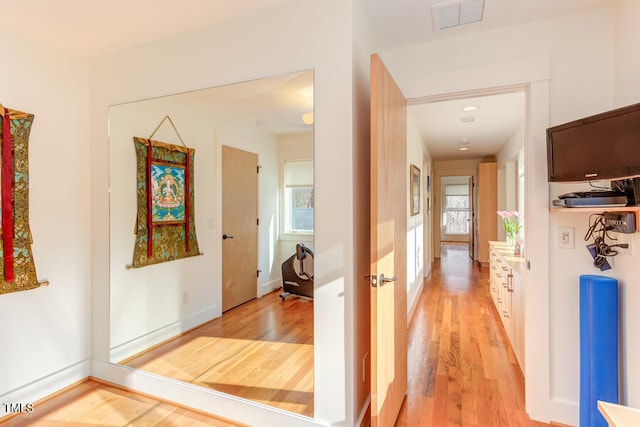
{"left": 603, "top": 212, "right": 636, "bottom": 234}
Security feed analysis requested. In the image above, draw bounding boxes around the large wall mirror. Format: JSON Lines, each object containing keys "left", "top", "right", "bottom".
{"left": 108, "top": 70, "right": 315, "bottom": 417}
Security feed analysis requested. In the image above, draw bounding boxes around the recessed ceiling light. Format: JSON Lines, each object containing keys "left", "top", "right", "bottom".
{"left": 459, "top": 147, "right": 470, "bottom": 151}
{"left": 462, "top": 105, "right": 478, "bottom": 111}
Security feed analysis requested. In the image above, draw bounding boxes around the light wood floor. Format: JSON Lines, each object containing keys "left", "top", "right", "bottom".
{"left": 396, "top": 243, "right": 549, "bottom": 427}
{"left": 121, "top": 291, "right": 314, "bottom": 417}
{"left": 1, "top": 244, "right": 558, "bottom": 426}
{"left": 0, "top": 379, "right": 245, "bottom": 426}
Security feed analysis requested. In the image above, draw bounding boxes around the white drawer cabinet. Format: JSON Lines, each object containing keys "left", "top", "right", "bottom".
{"left": 489, "top": 241, "right": 526, "bottom": 371}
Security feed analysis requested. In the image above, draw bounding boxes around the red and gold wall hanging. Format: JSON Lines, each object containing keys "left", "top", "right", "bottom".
{"left": 0, "top": 103, "right": 47, "bottom": 295}
{"left": 130, "top": 117, "right": 200, "bottom": 268}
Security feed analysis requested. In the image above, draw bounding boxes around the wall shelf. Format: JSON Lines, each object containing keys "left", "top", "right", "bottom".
{"left": 549, "top": 205, "right": 640, "bottom": 231}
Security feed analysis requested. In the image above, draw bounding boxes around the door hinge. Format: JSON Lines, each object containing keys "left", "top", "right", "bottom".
{"left": 257, "top": 218, "right": 259, "bottom": 226}
{"left": 257, "top": 165, "right": 262, "bottom": 173}
{"left": 257, "top": 269, "right": 262, "bottom": 278}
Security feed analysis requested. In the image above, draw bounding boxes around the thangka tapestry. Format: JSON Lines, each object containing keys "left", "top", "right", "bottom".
{"left": 131, "top": 137, "right": 200, "bottom": 267}
{"left": 0, "top": 104, "right": 43, "bottom": 295}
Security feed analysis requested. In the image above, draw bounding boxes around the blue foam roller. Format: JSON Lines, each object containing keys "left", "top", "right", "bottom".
{"left": 580, "top": 275, "right": 619, "bottom": 427}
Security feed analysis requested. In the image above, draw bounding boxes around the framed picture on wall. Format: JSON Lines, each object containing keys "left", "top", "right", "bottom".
{"left": 410, "top": 164, "right": 420, "bottom": 216}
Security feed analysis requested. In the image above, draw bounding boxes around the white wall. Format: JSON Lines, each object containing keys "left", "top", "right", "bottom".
{"left": 0, "top": 26, "right": 91, "bottom": 415}
{"left": 423, "top": 151, "right": 434, "bottom": 279}
{"left": 610, "top": 0, "right": 640, "bottom": 410}
{"left": 382, "top": 6, "right": 615, "bottom": 425}
{"left": 497, "top": 119, "right": 526, "bottom": 241}
{"left": 614, "top": 0, "right": 640, "bottom": 107}
{"left": 90, "top": 1, "right": 356, "bottom": 426}
{"left": 407, "top": 113, "right": 425, "bottom": 317}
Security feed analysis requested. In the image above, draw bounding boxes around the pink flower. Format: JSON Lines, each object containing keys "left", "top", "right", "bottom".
{"left": 497, "top": 210, "right": 523, "bottom": 235}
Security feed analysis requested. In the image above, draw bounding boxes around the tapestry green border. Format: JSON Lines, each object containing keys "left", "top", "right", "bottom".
{"left": 0, "top": 105, "right": 45, "bottom": 295}
{"left": 131, "top": 137, "right": 200, "bottom": 268}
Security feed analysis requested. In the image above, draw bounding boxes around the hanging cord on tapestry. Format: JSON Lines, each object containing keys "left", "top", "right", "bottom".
{"left": 148, "top": 115, "right": 187, "bottom": 148}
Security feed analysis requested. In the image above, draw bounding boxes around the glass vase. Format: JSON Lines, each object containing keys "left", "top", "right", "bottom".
{"left": 506, "top": 232, "right": 516, "bottom": 247}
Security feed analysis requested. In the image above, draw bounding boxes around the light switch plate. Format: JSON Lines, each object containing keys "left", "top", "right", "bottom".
{"left": 557, "top": 226, "right": 575, "bottom": 249}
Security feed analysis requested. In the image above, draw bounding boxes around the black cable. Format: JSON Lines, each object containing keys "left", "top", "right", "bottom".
{"left": 584, "top": 213, "right": 628, "bottom": 268}
{"left": 584, "top": 214, "right": 608, "bottom": 241}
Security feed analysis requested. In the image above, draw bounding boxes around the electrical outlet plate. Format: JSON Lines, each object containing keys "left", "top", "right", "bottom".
{"left": 615, "top": 233, "right": 635, "bottom": 255}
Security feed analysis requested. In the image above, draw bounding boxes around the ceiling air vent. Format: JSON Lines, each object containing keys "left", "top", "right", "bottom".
{"left": 432, "top": 0, "right": 485, "bottom": 32}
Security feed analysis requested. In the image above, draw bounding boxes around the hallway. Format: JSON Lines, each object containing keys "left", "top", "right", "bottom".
{"left": 396, "top": 243, "right": 547, "bottom": 427}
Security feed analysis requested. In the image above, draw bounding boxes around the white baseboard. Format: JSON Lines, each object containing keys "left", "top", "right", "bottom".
{"left": 548, "top": 398, "right": 579, "bottom": 426}
{"left": 407, "top": 268, "right": 425, "bottom": 321}
{"left": 110, "top": 306, "right": 217, "bottom": 363}
{"left": 0, "top": 359, "right": 90, "bottom": 418}
{"left": 260, "top": 278, "right": 282, "bottom": 296}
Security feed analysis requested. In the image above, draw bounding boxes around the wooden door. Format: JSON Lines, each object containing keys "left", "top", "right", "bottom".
{"left": 370, "top": 53, "right": 408, "bottom": 427}
{"left": 477, "top": 162, "right": 497, "bottom": 264}
{"left": 468, "top": 176, "right": 475, "bottom": 258}
{"left": 221, "top": 145, "right": 258, "bottom": 312}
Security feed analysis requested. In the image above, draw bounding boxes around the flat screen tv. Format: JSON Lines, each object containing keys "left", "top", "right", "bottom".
{"left": 547, "top": 103, "right": 640, "bottom": 182}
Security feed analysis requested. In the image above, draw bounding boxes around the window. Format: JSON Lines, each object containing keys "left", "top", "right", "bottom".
{"left": 443, "top": 183, "right": 469, "bottom": 235}
{"left": 284, "top": 160, "right": 314, "bottom": 233}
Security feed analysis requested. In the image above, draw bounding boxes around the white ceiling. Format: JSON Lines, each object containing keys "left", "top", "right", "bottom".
{"left": 0, "top": 0, "right": 297, "bottom": 58}
{"left": 363, "top": 0, "right": 615, "bottom": 50}
{"left": 0, "top": 0, "right": 616, "bottom": 157}
{"left": 164, "top": 70, "right": 315, "bottom": 135}
{"left": 409, "top": 91, "right": 525, "bottom": 160}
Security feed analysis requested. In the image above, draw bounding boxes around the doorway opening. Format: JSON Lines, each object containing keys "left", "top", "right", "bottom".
{"left": 440, "top": 175, "right": 473, "bottom": 252}
{"left": 407, "top": 88, "right": 526, "bottom": 261}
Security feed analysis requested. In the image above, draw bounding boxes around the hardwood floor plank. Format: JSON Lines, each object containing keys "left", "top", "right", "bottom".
{"left": 121, "top": 290, "right": 314, "bottom": 417}
{"left": 1, "top": 379, "right": 243, "bottom": 427}
{"left": 396, "top": 243, "right": 553, "bottom": 427}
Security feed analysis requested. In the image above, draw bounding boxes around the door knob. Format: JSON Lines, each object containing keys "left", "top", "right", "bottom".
{"left": 222, "top": 234, "right": 234, "bottom": 240}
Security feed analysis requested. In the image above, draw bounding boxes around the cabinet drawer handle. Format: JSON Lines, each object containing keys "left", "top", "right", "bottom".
{"left": 501, "top": 266, "right": 508, "bottom": 271}
{"left": 502, "top": 310, "right": 510, "bottom": 318}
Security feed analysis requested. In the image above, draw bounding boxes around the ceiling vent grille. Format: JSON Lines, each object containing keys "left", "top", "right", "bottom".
{"left": 432, "top": 0, "right": 485, "bottom": 32}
